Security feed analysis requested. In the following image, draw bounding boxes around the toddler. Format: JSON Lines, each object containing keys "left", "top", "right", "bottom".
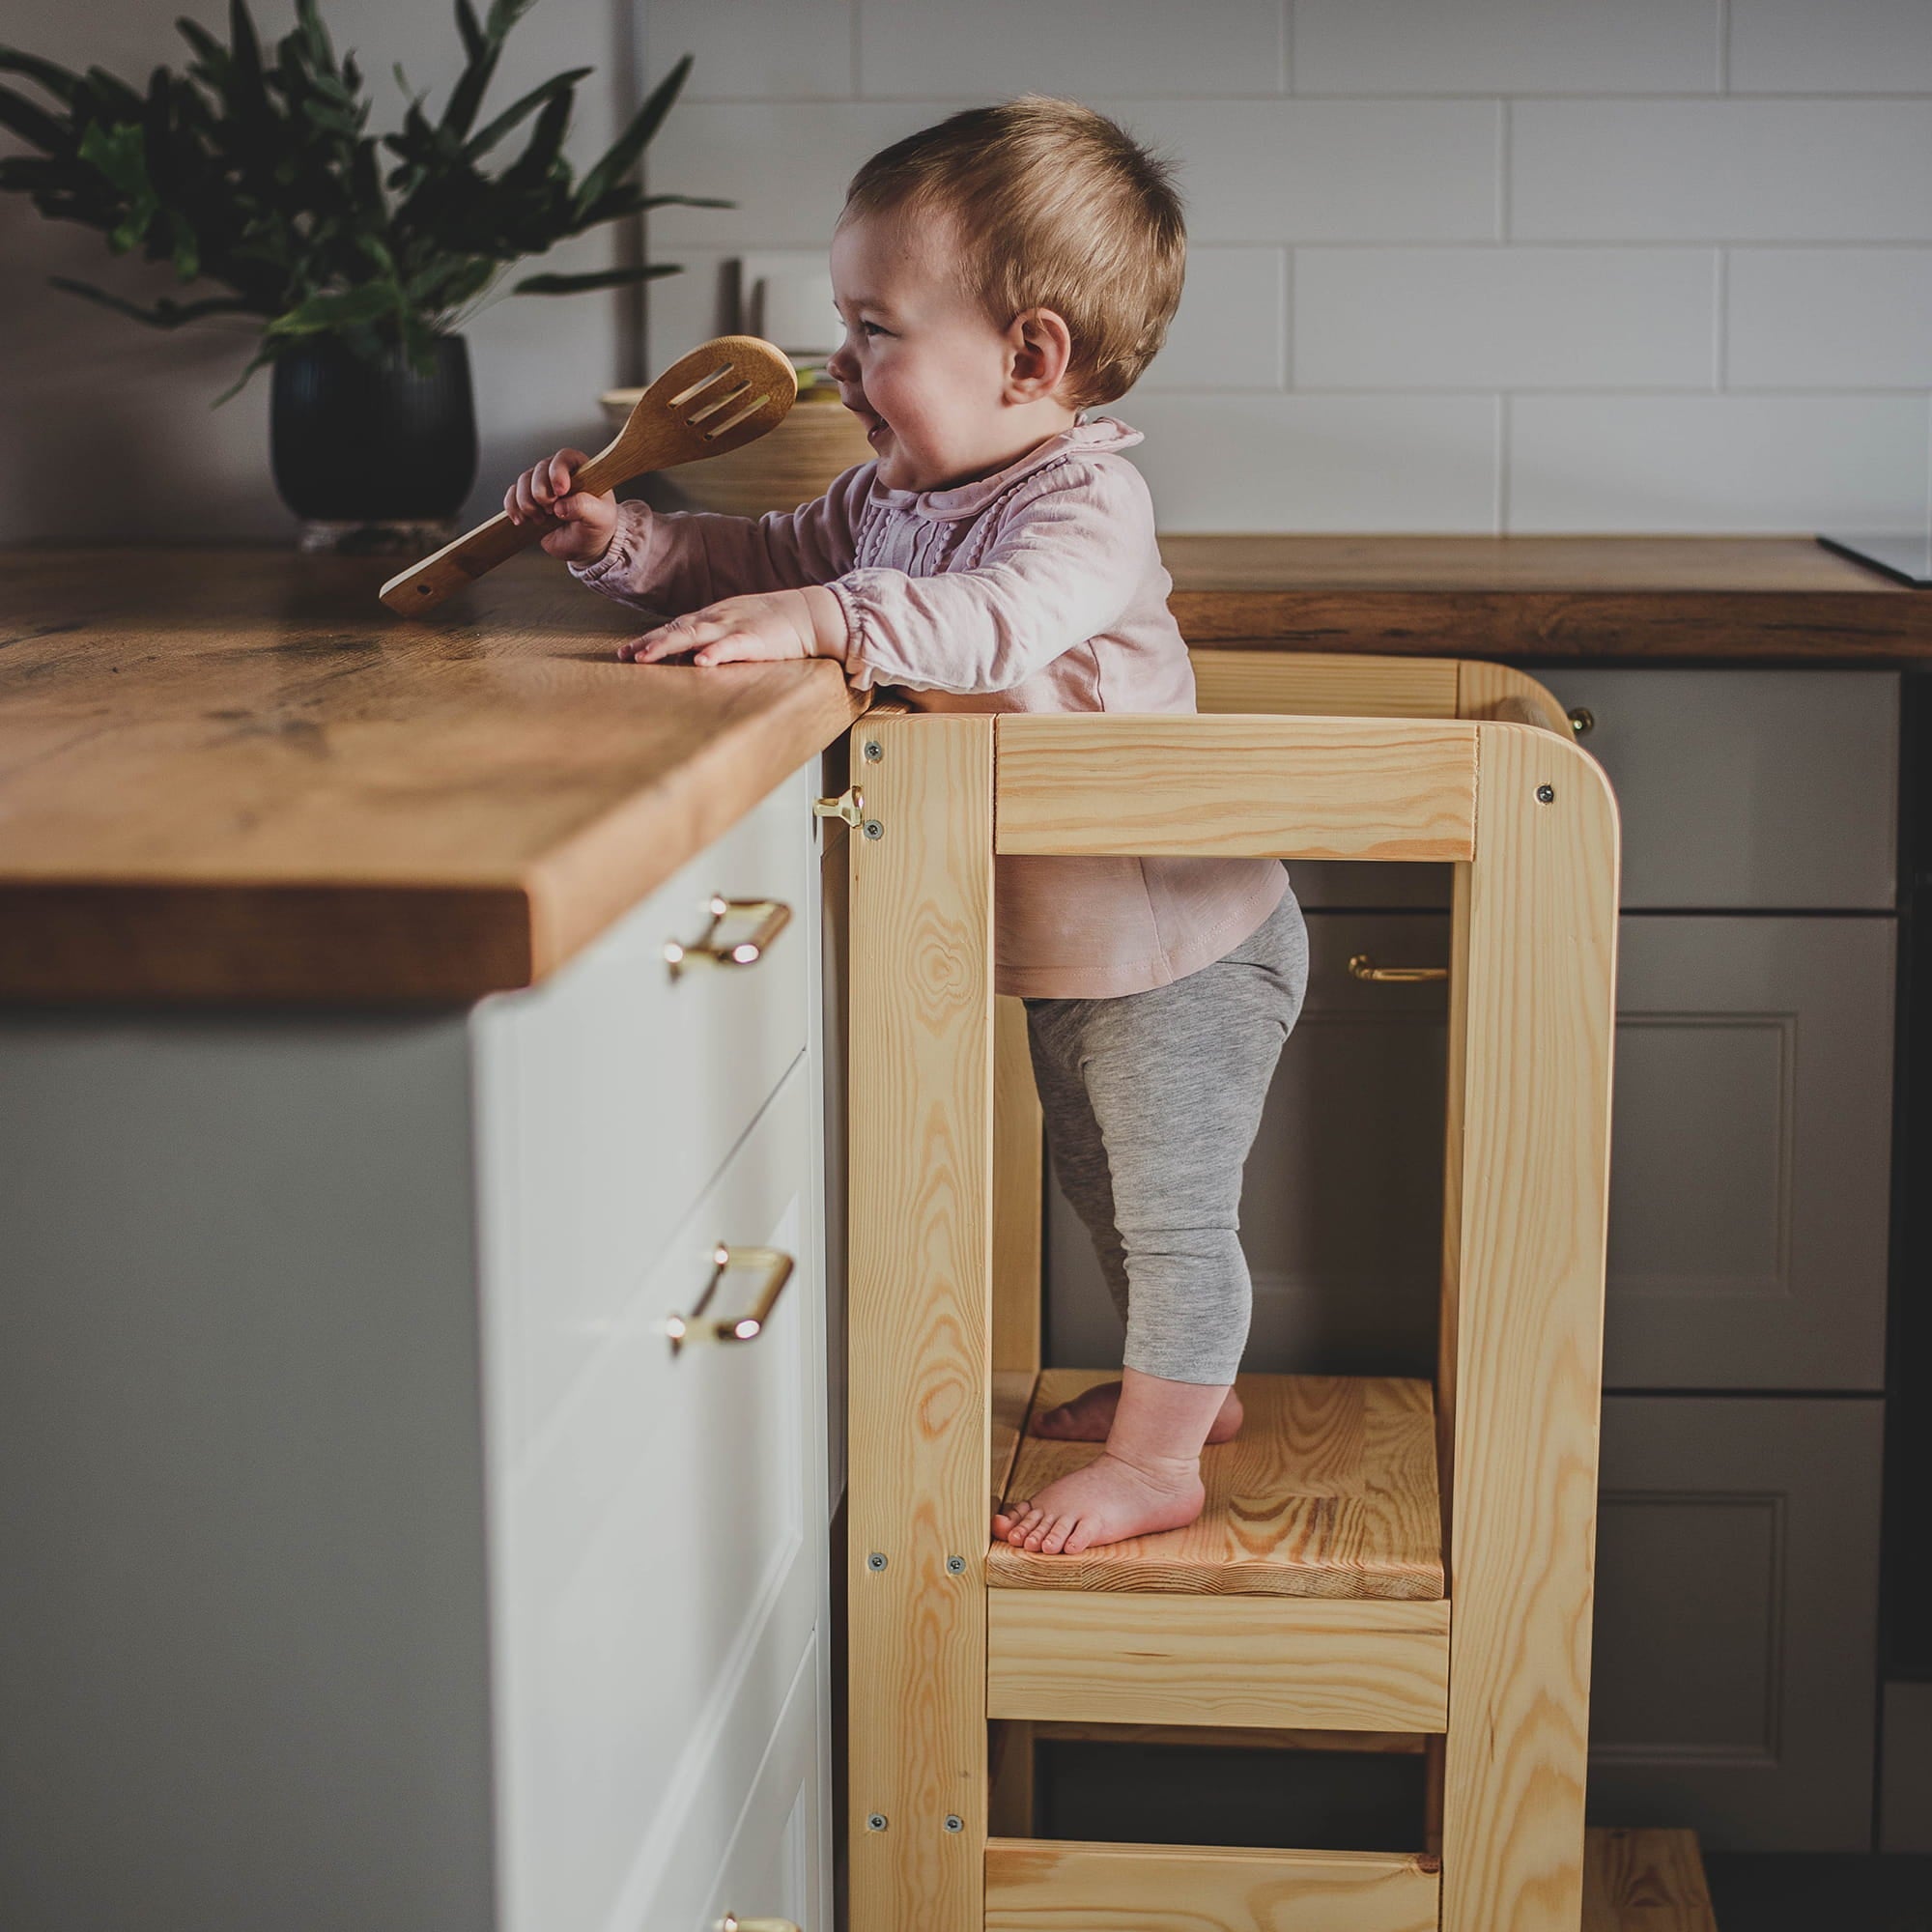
{"left": 505, "top": 97, "right": 1307, "bottom": 1556}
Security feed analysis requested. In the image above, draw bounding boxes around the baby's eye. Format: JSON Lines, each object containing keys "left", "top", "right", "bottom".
{"left": 860, "top": 320, "right": 887, "bottom": 337}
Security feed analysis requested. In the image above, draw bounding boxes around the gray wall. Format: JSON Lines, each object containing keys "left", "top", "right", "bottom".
{"left": 5, "top": 0, "right": 1932, "bottom": 538}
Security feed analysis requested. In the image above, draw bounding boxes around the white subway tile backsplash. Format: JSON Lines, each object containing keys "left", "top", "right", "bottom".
{"left": 858, "top": 0, "right": 1286, "bottom": 99}
{"left": 1509, "top": 394, "right": 1929, "bottom": 531}
{"left": 1120, "top": 393, "right": 1500, "bottom": 531}
{"left": 1294, "top": 247, "right": 1716, "bottom": 389}
{"left": 1116, "top": 99, "right": 1500, "bottom": 242}
{"left": 1295, "top": 0, "right": 1720, "bottom": 97}
{"left": 645, "top": 102, "right": 939, "bottom": 247}
{"left": 1729, "top": 250, "right": 1932, "bottom": 389}
{"left": 1139, "top": 249, "right": 1287, "bottom": 392}
{"left": 646, "top": 0, "right": 857, "bottom": 100}
{"left": 1512, "top": 99, "right": 1932, "bottom": 242}
{"left": 1730, "top": 0, "right": 1932, "bottom": 95}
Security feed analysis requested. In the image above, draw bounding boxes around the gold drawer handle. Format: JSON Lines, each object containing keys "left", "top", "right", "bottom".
{"left": 1348, "top": 953, "right": 1449, "bottom": 984}
{"left": 665, "top": 896, "right": 792, "bottom": 979}
{"left": 1568, "top": 705, "right": 1595, "bottom": 737}
{"left": 719, "top": 1918, "right": 802, "bottom": 1932}
{"left": 667, "top": 1244, "right": 795, "bottom": 1353}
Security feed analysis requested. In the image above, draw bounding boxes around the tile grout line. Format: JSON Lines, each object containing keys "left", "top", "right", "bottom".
{"left": 1497, "top": 97, "right": 1511, "bottom": 243}
{"left": 1281, "top": 247, "right": 1294, "bottom": 390}
{"left": 1715, "top": 247, "right": 1728, "bottom": 391}
{"left": 1498, "top": 392, "right": 1511, "bottom": 534}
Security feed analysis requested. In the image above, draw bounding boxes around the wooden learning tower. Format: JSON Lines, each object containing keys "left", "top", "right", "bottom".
{"left": 845, "top": 652, "right": 1620, "bottom": 1932}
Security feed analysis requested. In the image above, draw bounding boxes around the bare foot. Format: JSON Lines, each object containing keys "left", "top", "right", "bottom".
{"left": 1032, "top": 1379, "right": 1243, "bottom": 1445}
{"left": 991, "top": 1449, "right": 1206, "bottom": 1555}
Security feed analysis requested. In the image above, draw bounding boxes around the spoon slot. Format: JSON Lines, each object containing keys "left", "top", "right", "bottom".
{"left": 668, "top": 364, "right": 733, "bottom": 409}
{"left": 704, "top": 395, "right": 772, "bottom": 440}
{"left": 686, "top": 378, "right": 753, "bottom": 426}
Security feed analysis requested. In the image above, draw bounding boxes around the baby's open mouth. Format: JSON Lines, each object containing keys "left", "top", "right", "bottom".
{"left": 845, "top": 396, "right": 889, "bottom": 444}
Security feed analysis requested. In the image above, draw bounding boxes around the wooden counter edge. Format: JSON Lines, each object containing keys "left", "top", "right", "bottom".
{"left": 0, "top": 672, "right": 867, "bottom": 1008}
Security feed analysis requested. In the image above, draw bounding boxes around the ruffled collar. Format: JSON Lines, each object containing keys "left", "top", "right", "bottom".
{"left": 867, "top": 414, "right": 1144, "bottom": 522}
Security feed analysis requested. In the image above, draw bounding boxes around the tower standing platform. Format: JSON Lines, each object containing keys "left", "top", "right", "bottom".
{"left": 843, "top": 653, "right": 1620, "bottom": 1932}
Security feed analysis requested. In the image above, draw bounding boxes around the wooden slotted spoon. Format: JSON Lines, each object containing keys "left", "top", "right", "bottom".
{"left": 378, "top": 334, "right": 797, "bottom": 615}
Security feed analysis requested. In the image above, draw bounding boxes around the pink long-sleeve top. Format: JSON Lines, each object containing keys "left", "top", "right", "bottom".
{"left": 571, "top": 414, "right": 1287, "bottom": 999}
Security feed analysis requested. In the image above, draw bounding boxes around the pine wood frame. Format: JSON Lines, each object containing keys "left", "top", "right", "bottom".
{"left": 847, "top": 653, "right": 1618, "bottom": 1932}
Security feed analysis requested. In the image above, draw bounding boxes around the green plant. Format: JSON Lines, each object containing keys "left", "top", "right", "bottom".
{"left": 0, "top": 0, "right": 726, "bottom": 400}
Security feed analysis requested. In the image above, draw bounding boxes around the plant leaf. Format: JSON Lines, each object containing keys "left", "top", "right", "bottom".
{"left": 0, "top": 47, "right": 83, "bottom": 105}
{"left": 453, "top": 0, "right": 485, "bottom": 67}
{"left": 511, "top": 262, "right": 682, "bottom": 295}
{"left": 0, "top": 78, "right": 71, "bottom": 152}
{"left": 463, "top": 67, "right": 587, "bottom": 160}
{"left": 570, "top": 52, "right": 690, "bottom": 223}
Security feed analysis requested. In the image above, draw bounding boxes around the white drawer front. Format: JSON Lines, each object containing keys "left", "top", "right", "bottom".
{"left": 496, "top": 1061, "right": 825, "bottom": 1932}
{"left": 477, "top": 767, "right": 818, "bottom": 1452}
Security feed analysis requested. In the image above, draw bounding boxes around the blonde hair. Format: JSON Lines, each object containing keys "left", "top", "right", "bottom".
{"left": 841, "top": 97, "right": 1185, "bottom": 411}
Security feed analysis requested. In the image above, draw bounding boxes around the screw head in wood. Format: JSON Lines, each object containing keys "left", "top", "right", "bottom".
{"left": 863, "top": 740, "right": 883, "bottom": 761}
{"left": 1536, "top": 782, "right": 1555, "bottom": 804}
{"left": 867, "top": 1813, "right": 888, "bottom": 1832}
{"left": 863, "top": 819, "right": 884, "bottom": 840}
{"left": 944, "top": 1815, "right": 964, "bottom": 1833}
{"left": 946, "top": 1554, "right": 965, "bottom": 1575}
{"left": 867, "top": 1551, "right": 888, "bottom": 1571}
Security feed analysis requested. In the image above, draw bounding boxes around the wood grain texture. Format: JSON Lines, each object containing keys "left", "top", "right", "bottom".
{"left": 992, "top": 995, "right": 1043, "bottom": 1378}
{"left": 1030, "top": 1721, "right": 1427, "bottom": 1755}
{"left": 1191, "top": 649, "right": 1462, "bottom": 719}
{"left": 1162, "top": 534, "right": 1932, "bottom": 661}
{"left": 994, "top": 715, "right": 1477, "bottom": 863}
{"left": 1580, "top": 1829, "right": 1716, "bottom": 1932}
{"left": 1440, "top": 724, "right": 1620, "bottom": 1932}
{"left": 986, "top": 1590, "right": 1450, "bottom": 1733}
{"left": 984, "top": 1837, "right": 1441, "bottom": 1932}
{"left": 989, "top": 1371, "right": 1443, "bottom": 1600}
{"left": 0, "top": 549, "right": 863, "bottom": 1000}
{"left": 845, "top": 715, "right": 993, "bottom": 1932}
{"left": 1456, "top": 660, "right": 1574, "bottom": 734}
{"left": 986, "top": 1721, "right": 1036, "bottom": 1839}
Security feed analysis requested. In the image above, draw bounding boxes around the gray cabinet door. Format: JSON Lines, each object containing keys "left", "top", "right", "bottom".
{"left": 1046, "top": 911, "right": 1450, "bottom": 1380}
{"left": 1588, "top": 1394, "right": 1883, "bottom": 1853}
{"left": 1605, "top": 915, "right": 1893, "bottom": 1392}
{"left": 1541, "top": 668, "right": 1899, "bottom": 912}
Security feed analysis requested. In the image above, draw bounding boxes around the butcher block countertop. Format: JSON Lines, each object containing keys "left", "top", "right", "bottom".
{"left": 0, "top": 546, "right": 864, "bottom": 1003}
{"left": 1162, "top": 533, "right": 1932, "bottom": 659}
{"left": 1, "top": 534, "right": 1925, "bottom": 1004}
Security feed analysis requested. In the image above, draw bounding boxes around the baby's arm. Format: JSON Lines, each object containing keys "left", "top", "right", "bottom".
{"left": 504, "top": 448, "right": 868, "bottom": 620}
{"left": 627, "top": 462, "right": 1147, "bottom": 683}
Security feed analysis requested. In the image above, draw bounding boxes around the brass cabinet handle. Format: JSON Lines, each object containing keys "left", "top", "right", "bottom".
{"left": 1348, "top": 953, "right": 1449, "bottom": 984}
{"left": 664, "top": 895, "right": 791, "bottom": 979}
{"left": 719, "top": 1917, "right": 802, "bottom": 1932}
{"left": 1568, "top": 705, "right": 1595, "bottom": 737}
{"left": 667, "top": 1244, "right": 796, "bottom": 1353}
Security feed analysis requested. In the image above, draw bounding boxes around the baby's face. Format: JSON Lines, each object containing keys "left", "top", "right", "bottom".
{"left": 827, "top": 209, "right": 1041, "bottom": 493}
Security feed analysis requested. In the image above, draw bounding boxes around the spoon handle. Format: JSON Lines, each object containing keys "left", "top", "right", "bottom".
{"left": 377, "top": 505, "right": 551, "bottom": 615}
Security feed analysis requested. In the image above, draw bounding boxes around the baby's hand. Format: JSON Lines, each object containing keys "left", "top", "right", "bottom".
{"left": 619, "top": 587, "right": 846, "bottom": 668}
{"left": 503, "top": 446, "right": 622, "bottom": 563}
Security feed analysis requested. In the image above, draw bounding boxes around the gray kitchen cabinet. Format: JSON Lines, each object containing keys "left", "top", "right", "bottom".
{"left": 1587, "top": 1394, "right": 1883, "bottom": 1852}
{"left": 1291, "top": 667, "right": 1900, "bottom": 914}
{"left": 1545, "top": 668, "right": 1898, "bottom": 912}
{"left": 1605, "top": 915, "right": 1892, "bottom": 1391}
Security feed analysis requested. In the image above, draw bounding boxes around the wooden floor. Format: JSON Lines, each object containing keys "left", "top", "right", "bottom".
{"left": 1585, "top": 1828, "right": 1719, "bottom": 1931}
{"left": 987, "top": 1369, "right": 1444, "bottom": 1599}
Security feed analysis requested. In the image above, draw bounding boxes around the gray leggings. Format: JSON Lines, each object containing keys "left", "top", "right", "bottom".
{"left": 1024, "top": 882, "right": 1309, "bottom": 1386}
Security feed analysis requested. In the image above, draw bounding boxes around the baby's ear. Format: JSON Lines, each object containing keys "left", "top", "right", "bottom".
{"left": 1007, "top": 305, "right": 1074, "bottom": 401}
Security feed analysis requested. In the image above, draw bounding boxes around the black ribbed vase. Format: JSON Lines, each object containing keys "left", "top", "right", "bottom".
{"left": 270, "top": 332, "right": 478, "bottom": 526}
